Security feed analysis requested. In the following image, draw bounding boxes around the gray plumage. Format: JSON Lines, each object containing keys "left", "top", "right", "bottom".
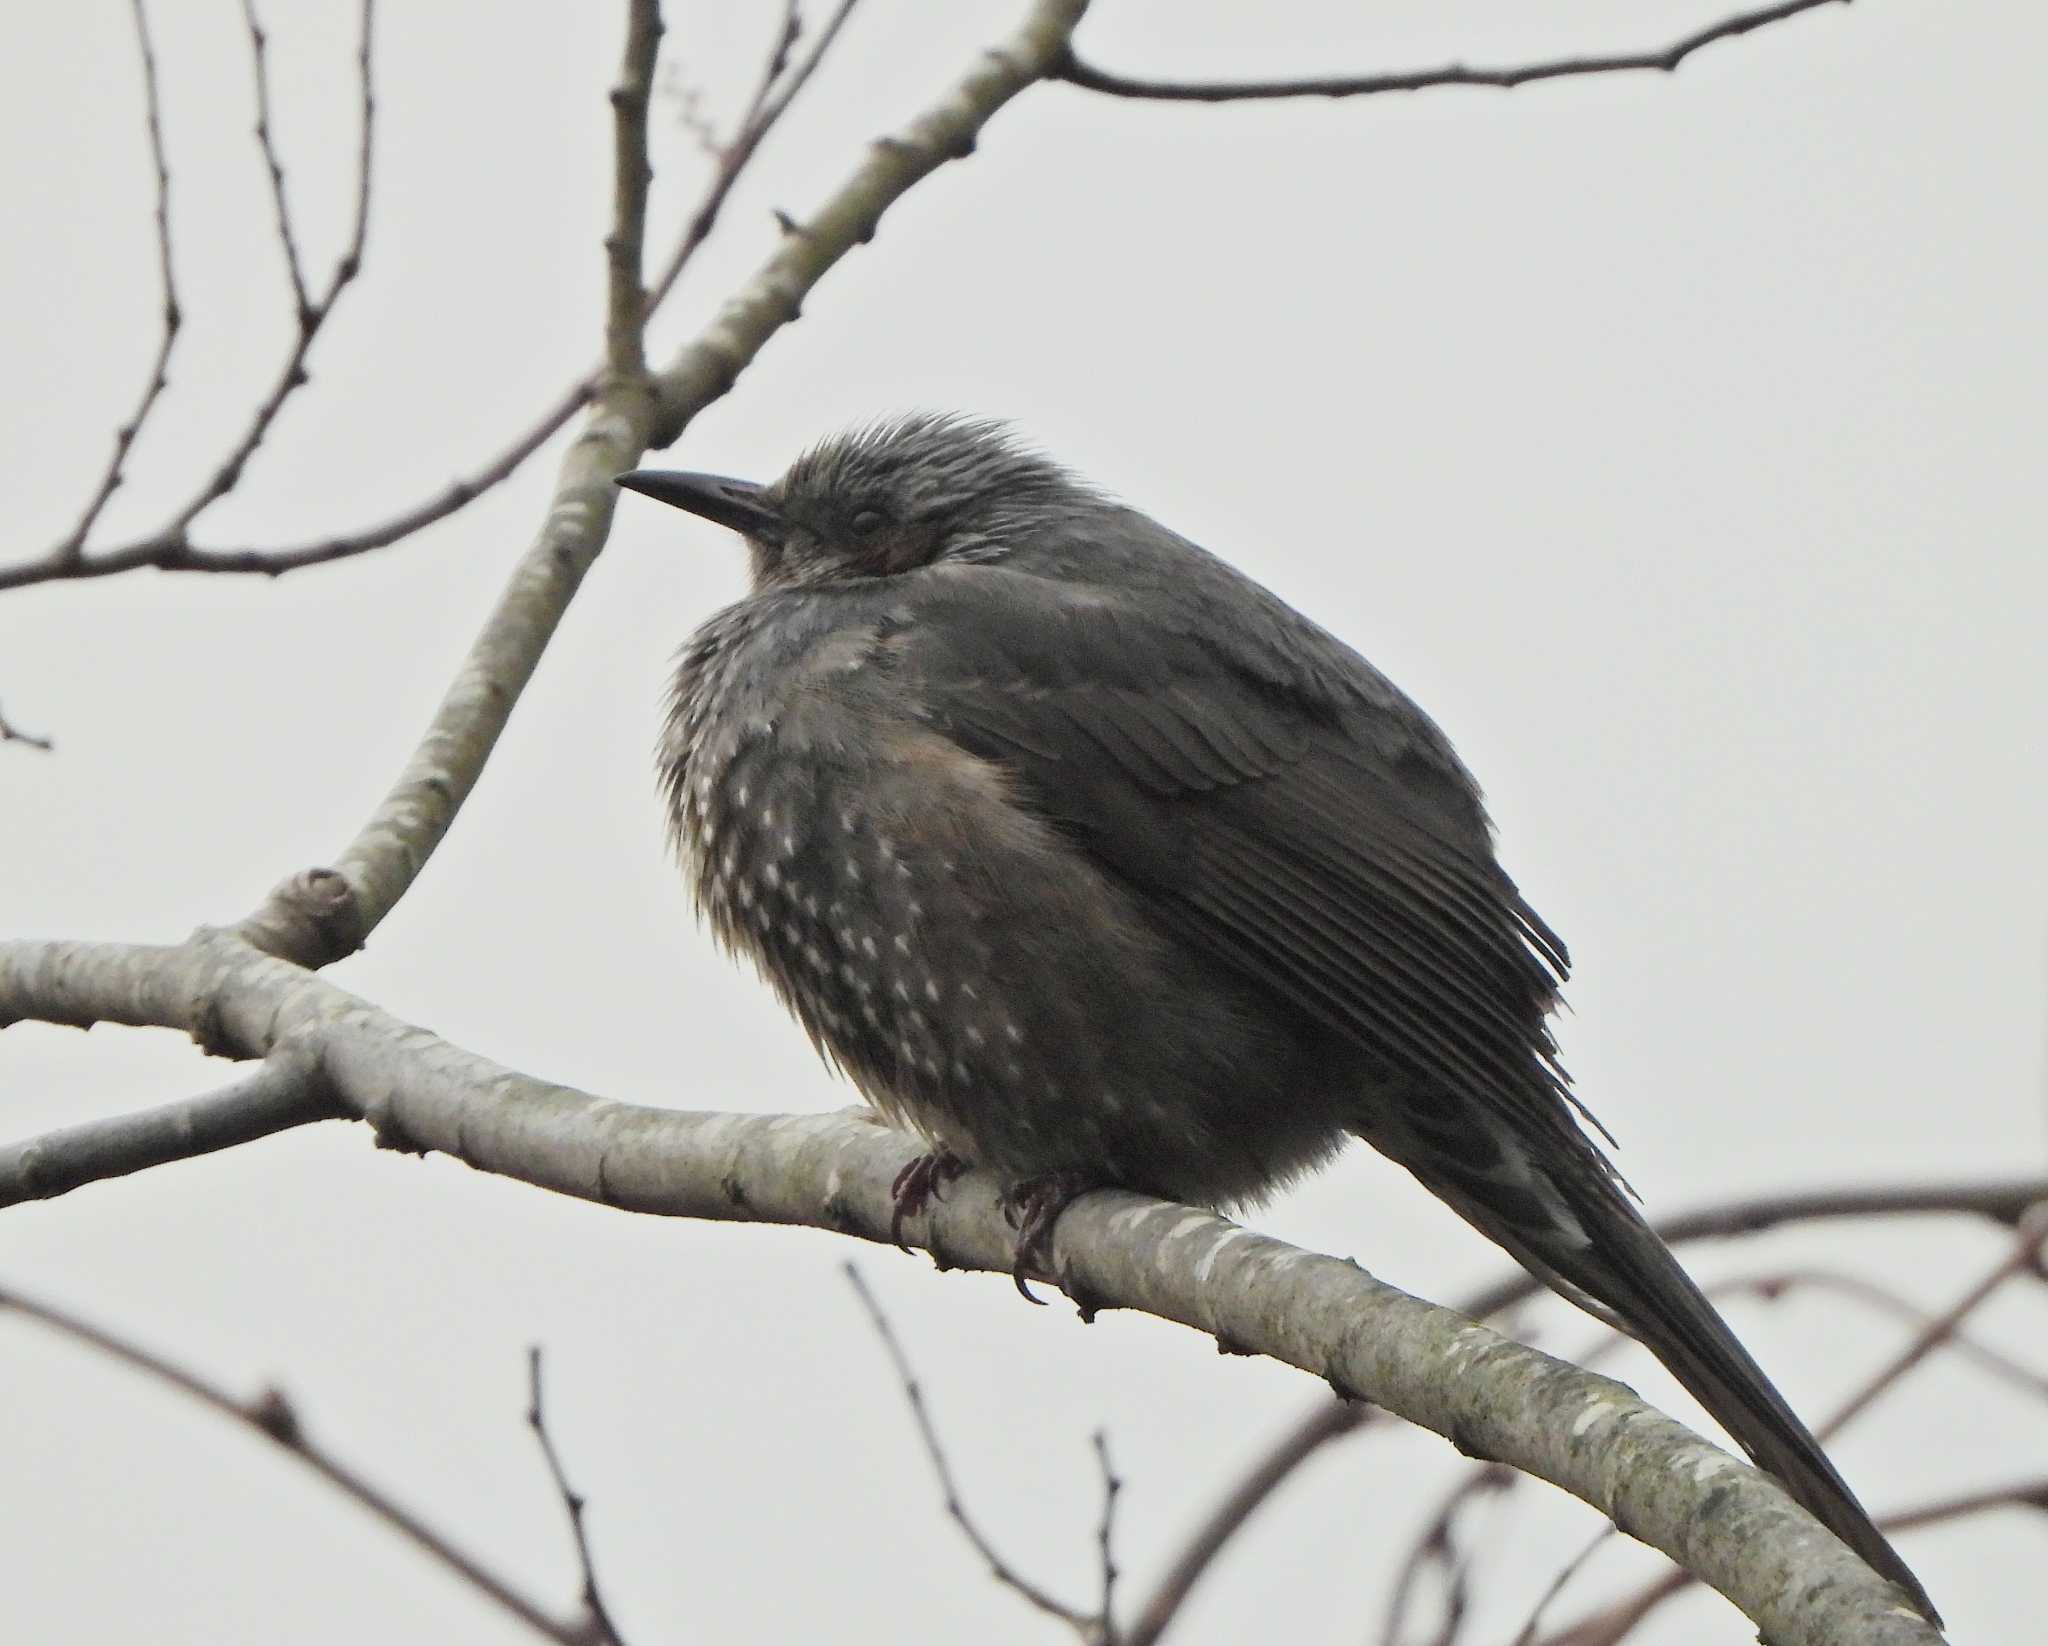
{"left": 618, "top": 414, "right": 1937, "bottom": 1624}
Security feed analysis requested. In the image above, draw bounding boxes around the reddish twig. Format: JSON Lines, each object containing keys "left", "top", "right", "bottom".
{"left": 0, "top": 1282, "right": 594, "bottom": 1644}
{"left": 1127, "top": 1398, "right": 1373, "bottom": 1646}
{"left": 1056, "top": 0, "right": 1845, "bottom": 104}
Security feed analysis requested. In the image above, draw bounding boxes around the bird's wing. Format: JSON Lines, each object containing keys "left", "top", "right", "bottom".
{"left": 885, "top": 561, "right": 1586, "bottom": 1169}
{"left": 883, "top": 559, "right": 1943, "bottom": 1620}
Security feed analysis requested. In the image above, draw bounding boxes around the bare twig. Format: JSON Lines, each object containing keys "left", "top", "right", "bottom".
{"left": 526, "top": 1347, "right": 625, "bottom": 1646}
{"left": 1886, "top": 1478, "right": 2048, "bottom": 1533}
{"left": 160, "top": 0, "right": 375, "bottom": 546}
{"left": 240, "top": 0, "right": 311, "bottom": 316}
{"left": 1732, "top": 1267, "right": 2048, "bottom": 1408}
{"left": 1381, "top": 1464, "right": 1517, "bottom": 1646}
{"left": 0, "top": 0, "right": 860, "bottom": 591}
{"left": 1540, "top": 1478, "right": 2048, "bottom": 1646}
{"left": 1819, "top": 1206, "right": 2048, "bottom": 1439}
{"left": 1153, "top": 1180, "right": 2044, "bottom": 1646}
{"left": 7, "top": 1, "right": 375, "bottom": 590}
{"left": 0, "top": 1053, "right": 343, "bottom": 1208}
{"left": 844, "top": 1262, "right": 1098, "bottom": 1633}
{"left": 1454, "top": 1178, "right": 2048, "bottom": 1323}
{"left": 0, "top": 700, "right": 55, "bottom": 752}
{"left": 1522, "top": 1223, "right": 2048, "bottom": 1645}
{"left": 1056, "top": 0, "right": 1845, "bottom": 104}
{"left": 0, "top": 1283, "right": 593, "bottom": 1644}
{"left": 54, "top": 0, "right": 181, "bottom": 561}
{"left": 1509, "top": 1527, "right": 1619, "bottom": 1646}
{"left": 1092, "top": 1430, "right": 1122, "bottom": 1643}
{"left": 1127, "top": 1398, "right": 1372, "bottom": 1646}
{"left": 605, "top": 0, "right": 663, "bottom": 379}
{"left": 642, "top": 0, "right": 862, "bottom": 318}
{"left": 0, "top": 377, "right": 593, "bottom": 590}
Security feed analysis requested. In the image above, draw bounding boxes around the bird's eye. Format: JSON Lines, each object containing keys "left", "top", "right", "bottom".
{"left": 849, "top": 508, "right": 886, "bottom": 536}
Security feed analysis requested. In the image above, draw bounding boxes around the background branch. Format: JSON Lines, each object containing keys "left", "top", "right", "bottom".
{"left": 0, "top": 1282, "right": 597, "bottom": 1645}
{"left": 1056, "top": 0, "right": 1844, "bottom": 103}
{"left": 0, "top": 930, "right": 1953, "bottom": 1644}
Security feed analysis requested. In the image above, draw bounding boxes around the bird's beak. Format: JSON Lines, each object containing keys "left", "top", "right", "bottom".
{"left": 615, "top": 469, "right": 785, "bottom": 544}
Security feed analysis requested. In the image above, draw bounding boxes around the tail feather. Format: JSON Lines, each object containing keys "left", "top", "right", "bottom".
{"left": 1561, "top": 1205, "right": 1938, "bottom": 1624}
{"left": 1382, "top": 1117, "right": 1941, "bottom": 1625}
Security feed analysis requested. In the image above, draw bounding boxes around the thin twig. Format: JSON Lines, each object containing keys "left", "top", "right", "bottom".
{"left": 0, "top": 377, "right": 592, "bottom": 589}
{"left": 54, "top": 0, "right": 181, "bottom": 561}
{"left": 1454, "top": 1177, "right": 2048, "bottom": 1323}
{"left": 1539, "top": 1478, "right": 2048, "bottom": 1646}
{"left": 1523, "top": 1223, "right": 2048, "bottom": 1646}
{"left": 1092, "top": 1430, "right": 1122, "bottom": 1644}
{"left": 1733, "top": 1267, "right": 2048, "bottom": 1408}
{"left": 157, "top": 0, "right": 377, "bottom": 549}
{"left": 1126, "top": 1398, "right": 1372, "bottom": 1646}
{"left": 0, "top": 0, "right": 863, "bottom": 591}
{"left": 240, "top": 0, "right": 311, "bottom": 317}
{"left": 642, "top": 0, "right": 862, "bottom": 317}
{"left": 1056, "top": 0, "right": 1845, "bottom": 104}
{"left": 843, "top": 1262, "right": 1096, "bottom": 1633}
{"left": 0, "top": 1283, "right": 591, "bottom": 1645}
{"left": 1380, "top": 1464, "right": 1517, "bottom": 1646}
{"left": 0, "top": 700, "right": 55, "bottom": 752}
{"left": 1509, "top": 1526, "right": 1618, "bottom": 1646}
{"left": 526, "top": 1347, "right": 625, "bottom": 1646}
{"left": 1819, "top": 1206, "right": 2048, "bottom": 1439}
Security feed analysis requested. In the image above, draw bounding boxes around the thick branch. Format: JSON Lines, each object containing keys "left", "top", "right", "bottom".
{"left": 1056, "top": 0, "right": 1845, "bottom": 104}
{"left": 0, "top": 931, "right": 1950, "bottom": 1644}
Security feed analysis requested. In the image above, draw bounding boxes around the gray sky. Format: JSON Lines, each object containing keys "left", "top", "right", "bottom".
{"left": 3, "top": 2, "right": 2042, "bottom": 1640}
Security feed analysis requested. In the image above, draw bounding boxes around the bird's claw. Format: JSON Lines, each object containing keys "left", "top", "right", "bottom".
{"left": 1000, "top": 1172, "right": 1095, "bottom": 1304}
{"left": 889, "top": 1149, "right": 969, "bottom": 1251}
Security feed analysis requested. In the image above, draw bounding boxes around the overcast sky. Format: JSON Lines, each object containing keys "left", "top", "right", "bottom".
{"left": 2, "top": 3, "right": 2042, "bottom": 1641}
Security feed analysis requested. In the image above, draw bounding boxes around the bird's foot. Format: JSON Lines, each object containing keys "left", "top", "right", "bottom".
{"left": 1000, "top": 1171, "right": 1097, "bottom": 1305}
{"left": 889, "top": 1149, "right": 970, "bottom": 1251}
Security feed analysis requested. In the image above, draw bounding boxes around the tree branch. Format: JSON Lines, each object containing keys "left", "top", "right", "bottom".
{"left": 52, "top": 0, "right": 181, "bottom": 563}
{"left": 0, "top": 1281, "right": 598, "bottom": 1644}
{"left": 526, "top": 1346, "right": 625, "bottom": 1646}
{"left": 1055, "top": 0, "right": 1846, "bottom": 104}
{"left": 240, "top": 0, "right": 313, "bottom": 318}
{"left": 641, "top": 0, "right": 863, "bottom": 319}
{"left": 646, "top": 0, "right": 1091, "bottom": 446}
{"left": 223, "top": 0, "right": 1090, "bottom": 965}
{"left": 0, "top": 1052, "right": 343, "bottom": 1208}
{"left": 0, "top": 699, "right": 55, "bottom": 752}
{"left": 0, "top": 930, "right": 1952, "bottom": 1644}
{"left": 604, "top": 0, "right": 662, "bottom": 380}
{"left": 846, "top": 1262, "right": 1100, "bottom": 1635}
{"left": 1126, "top": 1397, "right": 1373, "bottom": 1646}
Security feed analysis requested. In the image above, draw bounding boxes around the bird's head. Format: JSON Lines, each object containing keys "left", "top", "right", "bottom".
{"left": 616, "top": 413, "right": 1094, "bottom": 590}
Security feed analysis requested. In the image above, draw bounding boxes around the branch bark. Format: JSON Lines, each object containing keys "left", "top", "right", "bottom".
{"left": 0, "top": 930, "right": 1950, "bottom": 1645}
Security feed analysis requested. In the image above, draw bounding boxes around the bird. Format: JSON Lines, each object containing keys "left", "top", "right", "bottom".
{"left": 616, "top": 413, "right": 1938, "bottom": 1624}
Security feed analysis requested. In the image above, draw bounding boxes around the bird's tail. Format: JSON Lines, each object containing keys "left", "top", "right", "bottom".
{"left": 1383, "top": 1122, "right": 1941, "bottom": 1625}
